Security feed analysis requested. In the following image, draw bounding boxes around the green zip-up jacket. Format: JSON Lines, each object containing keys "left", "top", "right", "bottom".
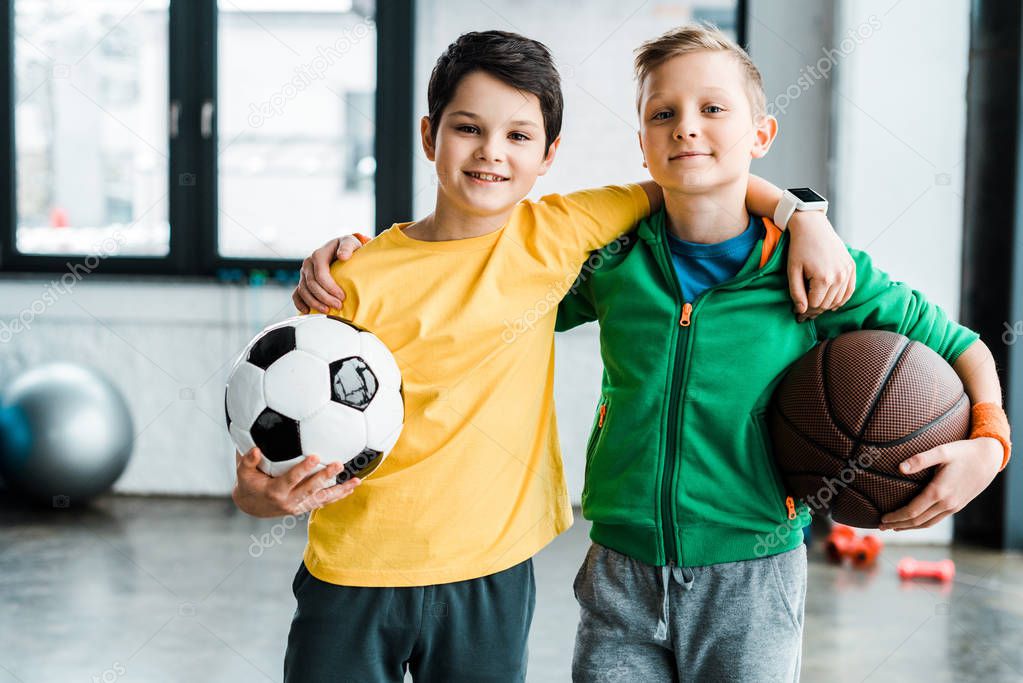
{"left": 555, "top": 210, "right": 979, "bottom": 568}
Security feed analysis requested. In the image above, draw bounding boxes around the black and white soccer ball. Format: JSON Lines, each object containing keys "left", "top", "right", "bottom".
{"left": 225, "top": 314, "right": 403, "bottom": 483}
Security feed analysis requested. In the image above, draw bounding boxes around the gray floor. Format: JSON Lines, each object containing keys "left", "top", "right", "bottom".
{"left": 2, "top": 496, "right": 1023, "bottom": 682}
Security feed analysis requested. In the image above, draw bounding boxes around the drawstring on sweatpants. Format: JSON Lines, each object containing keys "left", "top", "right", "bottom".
{"left": 654, "top": 563, "right": 695, "bottom": 641}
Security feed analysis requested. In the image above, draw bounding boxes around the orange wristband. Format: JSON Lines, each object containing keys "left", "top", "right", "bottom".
{"left": 353, "top": 233, "right": 371, "bottom": 246}
{"left": 969, "top": 402, "right": 1012, "bottom": 471}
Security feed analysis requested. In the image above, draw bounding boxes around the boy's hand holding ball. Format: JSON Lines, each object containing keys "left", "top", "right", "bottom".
{"left": 232, "top": 447, "right": 360, "bottom": 518}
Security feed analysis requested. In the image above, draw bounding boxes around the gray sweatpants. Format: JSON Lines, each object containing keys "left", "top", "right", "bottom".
{"left": 572, "top": 543, "right": 807, "bottom": 683}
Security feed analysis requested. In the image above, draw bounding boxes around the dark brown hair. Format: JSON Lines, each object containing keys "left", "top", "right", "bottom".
{"left": 427, "top": 31, "right": 564, "bottom": 154}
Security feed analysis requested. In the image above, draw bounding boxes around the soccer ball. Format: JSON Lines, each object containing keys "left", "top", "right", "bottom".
{"left": 225, "top": 314, "right": 404, "bottom": 483}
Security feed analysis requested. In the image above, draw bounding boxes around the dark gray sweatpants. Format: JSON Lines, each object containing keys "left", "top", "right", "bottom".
{"left": 572, "top": 543, "right": 807, "bottom": 683}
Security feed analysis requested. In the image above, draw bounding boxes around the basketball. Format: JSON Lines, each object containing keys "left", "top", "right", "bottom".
{"left": 768, "top": 330, "right": 971, "bottom": 528}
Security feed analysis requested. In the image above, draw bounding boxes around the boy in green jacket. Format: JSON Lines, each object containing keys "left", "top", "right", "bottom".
{"left": 553, "top": 25, "right": 1008, "bottom": 682}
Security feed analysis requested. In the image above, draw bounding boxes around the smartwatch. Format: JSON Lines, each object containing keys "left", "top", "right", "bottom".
{"left": 773, "top": 187, "right": 828, "bottom": 229}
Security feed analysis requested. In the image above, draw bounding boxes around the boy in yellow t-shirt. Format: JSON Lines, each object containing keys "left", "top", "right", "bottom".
{"left": 236, "top": 30, "right": 853, "bottom": 682}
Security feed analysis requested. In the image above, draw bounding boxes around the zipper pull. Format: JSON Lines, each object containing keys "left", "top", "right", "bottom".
{"left": 786, "top": 496, "right": 797, "bottom": 520}
{"left": 598, "top": 403, "right": 607, "bottom": 428}
{"left": 679, "top": 302, "right": 692, "bottom": 327}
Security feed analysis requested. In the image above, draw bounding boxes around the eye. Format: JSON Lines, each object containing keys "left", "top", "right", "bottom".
{"left": 703, "top": 105, "right": 725, "bottom": 114}
{"left": 509, "top": 132, "right": 530, "bottom": 141}
{"left": 652, "top": 110, "right": 673, "bottom": 121}
{"left": 456, "top": 124, "right": 480, "bottom": 134}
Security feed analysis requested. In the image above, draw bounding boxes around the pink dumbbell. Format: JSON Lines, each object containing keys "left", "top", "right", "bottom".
{"left": 897, "top": 557, "right": 955, "bottom": 582}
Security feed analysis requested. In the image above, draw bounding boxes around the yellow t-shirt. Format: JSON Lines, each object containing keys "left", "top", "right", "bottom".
{"left": 304, "top": 184, "right": 650, "bottom": 586}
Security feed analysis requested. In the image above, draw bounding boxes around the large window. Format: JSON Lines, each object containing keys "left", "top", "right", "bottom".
{"left": 14, "top": 0, "right": 170, "bottom": 257}
{"left": 217, "top": 0, "right": 376, "bottom": 259}
{"left": 1, "top": 0, "right": 412, "bottom": 275}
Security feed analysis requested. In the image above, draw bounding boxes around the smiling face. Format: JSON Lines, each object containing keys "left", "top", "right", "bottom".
{"left": 422, "top": 70, "right": 559, "bottom": 222}
{"left": 637, "top": 50, "right": 776, "bottom": 196}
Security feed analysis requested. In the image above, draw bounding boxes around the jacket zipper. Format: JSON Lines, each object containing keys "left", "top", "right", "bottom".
{"left": 652, "top": 243, "right": 688, "bottom": 565}
{"left": 669, "top": 299, "right": 700, "bottom": 563}
{"left": 662, "top": 320, "right": 685, "bottom": 565}
{"left": 651, "top": 222, "right": 789, "bottom": 565}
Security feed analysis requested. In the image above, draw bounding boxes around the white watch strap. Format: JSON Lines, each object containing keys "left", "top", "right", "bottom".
{"left": 773, "top": 191, "right": 799, "bottom": 230}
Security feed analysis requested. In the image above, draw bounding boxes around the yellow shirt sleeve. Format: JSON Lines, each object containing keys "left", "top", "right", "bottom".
{"left": 516, "top": 183, "right": 650, "bottom": 273}
{"left": 327, "top": 260, "right": 360, "bottom": 321}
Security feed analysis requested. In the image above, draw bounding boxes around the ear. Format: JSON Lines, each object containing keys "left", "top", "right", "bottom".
{"left": 420, "top": 116, "right": 436, "bottom": 162}
{"left": 537, "top": 135, "right": 562, "bottom": 176}
{"left": 751, "top": 114, "right": 778, "bottom": 159}
{"left": 637, "top": 129, "right": 648, "bottom": 168}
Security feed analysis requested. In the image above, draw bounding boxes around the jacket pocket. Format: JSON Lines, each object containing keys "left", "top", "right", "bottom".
{"left": 752, "top": 410, "right": 793, "bottom": 520}
{"left": 585, "top": 396, "right": 611, "bottom": 460}
{"left": 582, "top": 396, "right": 611, "bottom": 496}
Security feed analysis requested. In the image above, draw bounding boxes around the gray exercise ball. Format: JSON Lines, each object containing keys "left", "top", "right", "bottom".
{"left": 0, "top": 363, "right": 134, "bottom": 505}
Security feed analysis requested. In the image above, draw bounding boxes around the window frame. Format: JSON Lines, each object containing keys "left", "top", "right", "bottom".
{"left": 0, "top": 0, "right": 414, "bottom": 276}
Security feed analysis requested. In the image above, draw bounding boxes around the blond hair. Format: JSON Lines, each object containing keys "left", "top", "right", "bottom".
{"left": 634, "top": 24, "right": 767, "bottom": 120}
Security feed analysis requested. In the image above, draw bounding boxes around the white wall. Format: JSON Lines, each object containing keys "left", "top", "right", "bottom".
{"left": 0, "top": 277, "right": 294, "bottom": 495}
{"left": 746, "top": 0, "right": 834, "bottom": 192}
{"left": 831, "top": 0, "right": 970, "bottom": 314}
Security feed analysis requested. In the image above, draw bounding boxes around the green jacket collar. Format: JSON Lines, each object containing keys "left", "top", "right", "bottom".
{"left": 637, "top": 208, "right": 788, "bottom": 277}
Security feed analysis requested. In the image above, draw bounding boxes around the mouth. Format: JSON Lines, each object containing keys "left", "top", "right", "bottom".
{"left": 669, "top": 151, "right": 712, "bottom": 161}
{"left": 463, "top": 170, "right": 510, "bottom": 183}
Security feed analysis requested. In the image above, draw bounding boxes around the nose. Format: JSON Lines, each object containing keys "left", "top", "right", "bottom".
{"left": 673, "top": 113, "right": 699, "bottom": 140}
{"left": 475, "top": 134, "right": 505, "bottom": 163}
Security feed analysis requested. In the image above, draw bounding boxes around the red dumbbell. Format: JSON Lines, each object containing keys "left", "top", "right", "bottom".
{"left": 897, "top": 557, "right": 955, "bottom": 582}
{"left": 825, "top": 524, "right": 883, "bottom": 568}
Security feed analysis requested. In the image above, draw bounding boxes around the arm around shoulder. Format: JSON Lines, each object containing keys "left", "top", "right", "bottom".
{"left": 530, "top": 184, "right": 651, "bottom": 265}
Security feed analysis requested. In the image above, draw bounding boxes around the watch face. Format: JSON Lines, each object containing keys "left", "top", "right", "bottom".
{"left": 790, "top": 187, "right": 825, "bottom": 203}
